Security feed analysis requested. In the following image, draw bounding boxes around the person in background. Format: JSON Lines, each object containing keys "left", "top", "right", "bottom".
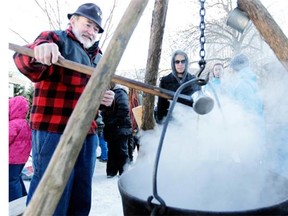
{"left": 154, "top": 50, "right": 201, "bottom": 124}
{"left": 229, "top": 53, "right": 266, "bottom": 145}
{"left": 102, "top": 83, "right": 132, "bottom": 178}
{"left": 128, "top": 88, "right": 142, "bottom": 162}
{"left": 208, "top": 63, "right": 224, "bottom": 93}
{"left": 12, "top": 3, "right": 115, "bottom": 215}
{"left": 9, "top": 96, "right": 32, "bottom": 202}
{"left": 229, "top": 53, "right": 264, "bottom": 118}
{"left": 96, "top": 111, "right": 108, "bottom": 162}
{"left": 204, "top": 62, "right": 228, "bottom": 103}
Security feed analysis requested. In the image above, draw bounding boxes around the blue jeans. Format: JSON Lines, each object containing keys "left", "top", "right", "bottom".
{"left": 27, "top": 130, "right": 98, "bottom": 215}
{"left": 98, "top": 131, "right": 108, "bottom": 160}
{"left": 9, "top": 164, "right": 27, "bottom": 202}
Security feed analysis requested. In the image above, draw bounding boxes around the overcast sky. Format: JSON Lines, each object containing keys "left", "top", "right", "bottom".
{"left": 7, "top": 0, "right": 288, "bottom": 73}
{"left": 7, "top": 0, "right": 196, "bottom": 71}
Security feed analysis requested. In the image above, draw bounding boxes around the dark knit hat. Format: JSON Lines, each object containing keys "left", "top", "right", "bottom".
{"left": 230, "top": 53, "right": 249, "bottom": 71}
{"left": 68, "top": 3, "right": 104, "bottom": 33}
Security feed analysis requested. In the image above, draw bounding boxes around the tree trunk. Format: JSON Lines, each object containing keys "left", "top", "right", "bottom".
{"left": 237, "top": 0, "right": 288, "bottom": 71}
{"left": 142, "top": 0, "right": 169, "bottom": 131}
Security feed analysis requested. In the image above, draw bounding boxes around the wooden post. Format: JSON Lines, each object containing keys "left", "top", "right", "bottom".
{"left": 142, "top": 0, "right": 170, "bottom": 130}
{"left": 22, "top": 0, "right": 149, "bottom": 215}
{"left": 237, "top": 0, "right": 288, "bottom": 71}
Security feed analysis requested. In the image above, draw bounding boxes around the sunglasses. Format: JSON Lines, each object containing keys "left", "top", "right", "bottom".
{"left": 174, "top": 60, "right": 186, "bottom": 64}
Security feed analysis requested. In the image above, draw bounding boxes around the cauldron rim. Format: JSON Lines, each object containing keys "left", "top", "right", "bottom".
{"left": 118, "top": 167, "right": 288, "bottom": 215}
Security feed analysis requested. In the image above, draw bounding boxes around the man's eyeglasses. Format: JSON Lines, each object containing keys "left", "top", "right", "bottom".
{"left": 174, "top": 60, "right": 186, "bottom": 64}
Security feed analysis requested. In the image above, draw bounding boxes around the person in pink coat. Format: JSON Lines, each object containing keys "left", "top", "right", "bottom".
{"left": 9, "top": 96, "right": 32, "bottom": 201}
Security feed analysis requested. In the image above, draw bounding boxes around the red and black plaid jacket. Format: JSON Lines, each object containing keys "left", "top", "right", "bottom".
{"left": 13, "top": 26, "right": 102, "bottom": 134}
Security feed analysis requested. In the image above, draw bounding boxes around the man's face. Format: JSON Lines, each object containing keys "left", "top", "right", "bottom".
{"left": 174, "top": 54, "right": 186, "bottom": 74}
{"left": 71, "top": 16, "right": 100, "bottom": 48}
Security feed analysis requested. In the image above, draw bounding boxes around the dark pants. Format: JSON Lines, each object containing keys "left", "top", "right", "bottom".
{"left": 27, "top": 130, "right": 98, "bottom": 216}
{"left": 106, "top": 135, "right": 129, "bottom": 176}
{"left": 9, "top": 164, "right": 27, "bottom": 202}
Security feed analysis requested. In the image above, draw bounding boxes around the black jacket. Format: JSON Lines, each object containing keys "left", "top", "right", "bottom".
{"left": 102, "top": 86, "right": 132, "bottom": 140}
{"left": 155, "top": 72, "right": 200, "bottom": 123}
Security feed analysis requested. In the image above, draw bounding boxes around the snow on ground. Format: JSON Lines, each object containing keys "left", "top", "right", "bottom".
{"left": 23, "top": 147, "right": 136, "bottom": 216}
{"left": 89, "top": 159, "right": 124, "bottom": 216}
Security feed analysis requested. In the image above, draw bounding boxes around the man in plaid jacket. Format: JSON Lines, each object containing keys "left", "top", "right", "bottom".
{"left": 13, "top": 3, "right": 114, "bottom": 215}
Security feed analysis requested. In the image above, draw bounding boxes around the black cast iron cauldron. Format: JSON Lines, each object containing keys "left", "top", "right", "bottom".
{"left": 118, "top": 161, "right": 288, "bottom": 216}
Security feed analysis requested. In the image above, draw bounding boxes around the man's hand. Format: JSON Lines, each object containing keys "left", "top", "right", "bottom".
{"left": 34, "top": 43, "right": 63, "bottom": 65}
{"left": 101, "top": 90, "right": 115, "bottom": 107}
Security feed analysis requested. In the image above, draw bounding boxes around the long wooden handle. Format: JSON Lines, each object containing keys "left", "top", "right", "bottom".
{"left": 9, "top": 42, "right": 193, "bottom": 107}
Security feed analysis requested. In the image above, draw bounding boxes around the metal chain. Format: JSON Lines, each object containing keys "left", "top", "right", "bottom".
{"left": 199, "top": 0, "right": 206, "bottom": 70}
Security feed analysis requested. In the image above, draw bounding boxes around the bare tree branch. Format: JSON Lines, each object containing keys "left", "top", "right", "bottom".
{"left": 9, "top": 28, "right": 30, "bottom": 44}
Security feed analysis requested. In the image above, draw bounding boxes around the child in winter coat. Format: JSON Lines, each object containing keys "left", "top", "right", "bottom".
{"left": 9, "top": 96, "right": 32, "bottom": 201}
